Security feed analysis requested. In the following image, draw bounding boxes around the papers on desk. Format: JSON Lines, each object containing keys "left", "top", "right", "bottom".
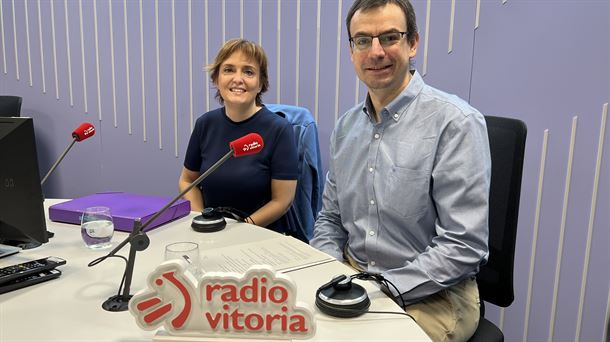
{"left": 200, "top": 236, "right": 334, "bottom": 273}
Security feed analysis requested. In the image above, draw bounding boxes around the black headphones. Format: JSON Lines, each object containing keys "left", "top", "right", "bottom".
{"left": 191, "top": 207, "right": 248, "bottom": 233}
{"left": 315, "top": 272, "right": 406, "bottom": 318}
{"left": 315, "top": 274, "right": 371, "bottom": 318}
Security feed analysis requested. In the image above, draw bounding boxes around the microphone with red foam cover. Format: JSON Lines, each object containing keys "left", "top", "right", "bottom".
{"left": 41, "top": 123, "right": 96, "bottom": 185}
{"left": 229, "top": 133, "right": 264, "bottom": 157}
{"left": 72, "top": 122, "right": 96, "bottom": 141}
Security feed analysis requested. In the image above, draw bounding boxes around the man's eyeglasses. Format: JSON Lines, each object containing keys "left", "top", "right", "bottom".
{"left": 349, "top": 32, "right": 407, "bottom": 51}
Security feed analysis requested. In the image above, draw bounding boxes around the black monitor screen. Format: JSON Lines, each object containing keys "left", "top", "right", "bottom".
{"left": 0, "top": 117, "right": 48, "bottom": 249}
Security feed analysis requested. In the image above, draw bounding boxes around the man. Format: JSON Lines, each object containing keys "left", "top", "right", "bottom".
{"left": 310, "top": 0, "right": 491, "bottom": 341}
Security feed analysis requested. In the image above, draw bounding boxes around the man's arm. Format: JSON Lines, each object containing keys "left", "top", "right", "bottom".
{"left": 383, "top": 113, "right": 491, "bottom": 304}
{"left": 309, "top": 135, "right": 348, "bottom": 261}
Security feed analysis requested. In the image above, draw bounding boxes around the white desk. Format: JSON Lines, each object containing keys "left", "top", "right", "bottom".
{"left": 0, "top": 200, "right": 430, "bottom": 341}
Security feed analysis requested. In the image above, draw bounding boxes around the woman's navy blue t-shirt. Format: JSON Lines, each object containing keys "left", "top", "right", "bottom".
{"left": 183, "top": 106, "right": 298, "bottom": 225}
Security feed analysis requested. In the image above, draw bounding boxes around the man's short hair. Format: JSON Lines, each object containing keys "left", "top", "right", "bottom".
{"left": 346, "top": 0, "right": 418, "bottom": 45}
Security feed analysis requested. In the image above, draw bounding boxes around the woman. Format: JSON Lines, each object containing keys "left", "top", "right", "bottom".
{"left": 179, "top": 39, "right": 298, "bottom": 229}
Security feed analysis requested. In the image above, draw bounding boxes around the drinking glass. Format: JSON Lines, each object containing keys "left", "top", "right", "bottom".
{"left": 80, "top": 206, "right": 114, "bottom": 249}
{"left": 164, "top": 242, "right": 202, "bottom": 278}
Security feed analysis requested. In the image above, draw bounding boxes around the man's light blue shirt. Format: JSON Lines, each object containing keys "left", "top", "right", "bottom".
{"left": 310, "top": 71, "right": 491, "bottom": 304}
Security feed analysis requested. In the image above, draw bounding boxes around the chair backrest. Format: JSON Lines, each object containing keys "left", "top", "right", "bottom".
{"left": 0, "top": 96, "right": 22, "bottom": 117}
{"left": 477, "top": 115, "right": 527, "bottom": 308}
{"left": 266, "top": 104, "right": 324, "bottom": 243}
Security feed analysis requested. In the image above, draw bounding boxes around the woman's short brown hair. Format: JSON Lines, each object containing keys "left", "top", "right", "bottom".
{"left": 207, "top": 38, "right": 269, "bottom": 107}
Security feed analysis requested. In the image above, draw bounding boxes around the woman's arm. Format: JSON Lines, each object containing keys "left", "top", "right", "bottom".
{"left": 247, "top": 179, "right": 297, "bottom": 227}
{"left": 178, "top": 167, "right": 204, "bottom": 212}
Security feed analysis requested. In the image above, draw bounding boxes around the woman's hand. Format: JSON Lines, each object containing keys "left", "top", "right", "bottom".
{"left": 247, "top": 179, "right": 297, "bottom": 227}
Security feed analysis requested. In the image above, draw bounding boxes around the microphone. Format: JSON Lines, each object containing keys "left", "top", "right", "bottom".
{"left": 41, "top": 122, "right": 96, "bottom": 186}
{"left": 71, "top": 122, "right": 96, "bottom": 141}
{"left": 230, "top": 133, "right": 264, "bottom": 157}
{"left": 89, "top": 132, "right": 264, "bottom": 312}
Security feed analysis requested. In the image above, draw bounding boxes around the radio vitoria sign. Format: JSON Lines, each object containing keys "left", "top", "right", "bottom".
{"left": 129, "top": 261, "right": 316, "bottom": 340}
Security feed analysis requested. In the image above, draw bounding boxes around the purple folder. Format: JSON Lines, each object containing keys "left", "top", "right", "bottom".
{"left": 48, "top": 192, "right": 191, "bottom": 232}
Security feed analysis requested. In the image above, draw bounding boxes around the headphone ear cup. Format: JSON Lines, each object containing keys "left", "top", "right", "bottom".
{"left": 315, "top": 281, "right": 370, "bottom": 318}
{"left": 191, "top": 208, "right": 227, "bottom": 233}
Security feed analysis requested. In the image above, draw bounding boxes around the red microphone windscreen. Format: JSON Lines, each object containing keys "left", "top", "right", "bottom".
{"left": 72, "top": 122, "right": 96, "bottom": 141}
{"left": 230, "top": 133, "right": 264, "bottom": 157}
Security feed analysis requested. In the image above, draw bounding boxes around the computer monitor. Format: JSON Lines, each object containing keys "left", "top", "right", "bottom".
{"left": 0, "top": 117, "right": 48, "bottom": 249}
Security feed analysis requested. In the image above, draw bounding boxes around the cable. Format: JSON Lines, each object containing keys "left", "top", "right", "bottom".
{"left": 352, "top": 272, "right": 407, "bottom": 311}
{"left": 102, "top": 254, "right": 128, "bottom": 296}
{"left": 365, "top": 310, "right": 416, "bottom": 322}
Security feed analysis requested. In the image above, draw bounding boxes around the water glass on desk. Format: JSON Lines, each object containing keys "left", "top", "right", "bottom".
{"left": 80, "top": 206, "right": 114, "bottom": 249}
{"left": 165, "top": 242, "right": 203, "bottom": 278}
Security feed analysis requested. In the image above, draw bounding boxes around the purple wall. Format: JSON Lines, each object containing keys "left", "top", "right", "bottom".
{"left": 1, "top": 1, "right": 608, "bottom": 341}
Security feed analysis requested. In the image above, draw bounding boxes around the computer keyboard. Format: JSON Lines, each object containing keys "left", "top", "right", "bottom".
{"left": 0, "top": 269, "right": 62, "bottom": 294}
{"left": 0, "top": 256, "right": 66, "bottom": 285}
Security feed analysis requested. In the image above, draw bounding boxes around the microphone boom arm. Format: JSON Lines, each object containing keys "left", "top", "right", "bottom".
{"left": 40, "top": 138, "right": 77, "bottom": 186}
{"left": 89, "top": 148, "right": 235, "bottom": 312}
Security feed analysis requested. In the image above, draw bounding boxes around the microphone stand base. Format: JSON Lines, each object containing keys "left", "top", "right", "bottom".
{"left": 102, "top": 295, "right": 132, "bottom": 312}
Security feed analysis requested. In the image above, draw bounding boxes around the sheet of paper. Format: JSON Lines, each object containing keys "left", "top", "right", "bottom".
{"left": 0, "top": 244, "right": 21, "bottom": 259}
{"left": 200, "top": 236, "right": 334, "bottom": 273}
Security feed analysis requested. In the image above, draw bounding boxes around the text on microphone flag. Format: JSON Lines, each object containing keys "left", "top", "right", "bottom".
{"left": 230, "top": 133, "right": 264, "bottom": 157}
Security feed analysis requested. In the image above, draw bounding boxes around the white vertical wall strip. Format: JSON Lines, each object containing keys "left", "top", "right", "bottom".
{"left": 139, "top": 0, "right": 147, "bottom": 141}
{"left": 314, "top": 0, "right": 321, "bottom": 121}
{"left": 333, "top": 0, "right": 342, "bottom": 122}
{"left": 37, "top": 0, "right": 46, "bottom": 93}
{"left": 601, "top": 289, "right": 610, "bottom": 342}
{"left": 422, "top": 0, "right": 430, "bottom": 76}
{"left": 155, "top": 0, "right": 162, "bottom": 149}
{"left": 50, "top": 0, "right": 59, "bottom": 99}
{"left": 295, "top": 0, "right": 300, "bottom": 106}
{"left": 221, "top": 0, "right": 225, "bottom": 42}
{"left": 172, "top": 0, "right": 178, "bottom": 157}
{"left": 475, "top": 0, "right": 481, "bottom": 29}
{"left": 108, "top": 1, "right": 118, "bottom": 127}
{"left": 205, "top": 0, "right": 210, "bottom": 112}
{"left": 121, "top": 0, "right": 131, "bottom": 132}
{"left": 523, "top": 128, "right": 549, "bottom": 342}
{"left": 63, "top": 0, "right": 74, "bottom": 107}
{"left": 188, "top": 0, "right": 193, "bottom": 131}
{"left": 76, "top": 0, "right": 84, "bottom": 110}
{"left": 77, "top": 0, "right": 89, "bottom": 109}
{"left": 575, "top": 103, "right": 608, "bottom": 342}
{"left": 24, "top": 0, "right": 32, "bottom": 86}
{"left": 93, "top": 0, "right": 102, "bottom": 121}
{"left": 499, "top": 308, "right": 505, "bottom": 331}
{"left": 0, "top": 0, "right": 6, "bottom": 74}
{"left": 11, "top": 0, "right": 19, "bottom": 80}
{"left": 258, "top": 0, "right": 262, "bottom": 45}
{"left": 502, "top": 0, "right": 508, "bottom": 4}
{"left": 448, "top": 0, "right": 455, "bottom": 53}
{"left": 276, "top": 0, "right": 281, "bottom": 102}
{"left": 548, "top": 116, "right": 579, "bottom": 342}
{"left": 239, "top": 0, "right": 243, "bottom": 38}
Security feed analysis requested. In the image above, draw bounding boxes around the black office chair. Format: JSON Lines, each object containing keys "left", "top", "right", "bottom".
{"left": 468, "top": 116, "right": 527, "bottom": 342}
{"left": 0, "top": 95, "right": 22, "bottom": 117}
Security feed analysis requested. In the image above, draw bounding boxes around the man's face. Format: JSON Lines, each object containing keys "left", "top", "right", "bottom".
{"left": 349, "top": 3, "right": 418, "bottom": 95}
